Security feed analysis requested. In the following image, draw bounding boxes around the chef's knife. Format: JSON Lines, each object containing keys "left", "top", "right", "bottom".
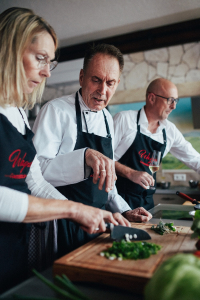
{"left": 105, "top": 223, "right": 151, "bottom": 241}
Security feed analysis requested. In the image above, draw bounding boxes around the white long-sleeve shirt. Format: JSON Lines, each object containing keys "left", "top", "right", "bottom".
{"left": 0, "top": 105, "right": 66, "bottom": 222}
{"left": 114, "top": 107, "right": 200, "bottom": 173}
{"left": 32, "top": 91, "right": 131, "bottom": 213}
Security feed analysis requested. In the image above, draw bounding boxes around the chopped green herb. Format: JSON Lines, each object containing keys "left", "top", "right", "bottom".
{"left": 101, "top": 240, "right": 161, "bottom": 260}
{"left": 151, "top": 221, "right": 176, "bottom": 235}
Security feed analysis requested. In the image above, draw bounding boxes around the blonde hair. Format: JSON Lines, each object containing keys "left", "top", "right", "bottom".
{"left": 0, "top": 7, "right": 58, "bottom": 109}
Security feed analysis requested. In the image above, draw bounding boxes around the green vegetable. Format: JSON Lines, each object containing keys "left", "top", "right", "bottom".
{"left": 14, "top": 296, "right": 58, "bottom": 300}
{"left": 14, "top": 269, "right": 91, "bottom": 300}
{"left": 191, "top": 210, "right": 200, "bottom": 239}
{"left": 191, "top": 210, "right": 200, "bottom": 249}
{"left": 194, "top": 210, "right": 200, "bottom": 219}
{"left": 101, "top": 240, "right": 161, "bottom": 260}
{"left": 14, "top": 297, "right": 58, "bottom": 300}
{"left": 191, "top": 218, "right": 200, "bottom": 239}
{"left": 144, "top": 253, "right": 200, "bottom": 300}
{"left": 54, "top": 274, "right": 89, "bottom": 300}
{"left": 151, "top": 221, "right": 176, "bottom": 235}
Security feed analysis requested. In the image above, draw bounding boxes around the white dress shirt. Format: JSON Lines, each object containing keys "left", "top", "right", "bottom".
{"left": 114, "top": 107, "right": 200, "bottom": 173}
{"left": 33, "top": 91, "right": 131, "bottom": 213}
{"left": 0, "top": 105, "right": 66, "bottom": 222}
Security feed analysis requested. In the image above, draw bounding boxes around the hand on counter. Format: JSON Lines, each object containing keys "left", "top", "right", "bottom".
{"left": 123, "top": 207, "right": 152, "bottom": 223}
{"left": 85, "top": 148, "right": 116, "bottom": 193}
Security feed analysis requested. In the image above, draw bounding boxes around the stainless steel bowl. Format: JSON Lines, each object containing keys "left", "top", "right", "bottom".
{"left": 161, "top": 181, "right": 171, "bottom": 189}
{"left": 189, "top": 180, "right": 199, "bottom": 188}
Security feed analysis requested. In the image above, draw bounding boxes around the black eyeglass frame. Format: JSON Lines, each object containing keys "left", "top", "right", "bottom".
{"left": 148, "top": 92, "right": 179, "bottom": 105}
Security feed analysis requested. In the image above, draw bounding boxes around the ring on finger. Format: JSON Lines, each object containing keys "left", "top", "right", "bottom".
{"left": 100, "top": 169, "right": 106, "bottom": 172}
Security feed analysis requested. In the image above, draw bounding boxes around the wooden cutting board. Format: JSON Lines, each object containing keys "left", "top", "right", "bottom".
{"left": 53, "top": 223, "right": 196, "bottom": 294}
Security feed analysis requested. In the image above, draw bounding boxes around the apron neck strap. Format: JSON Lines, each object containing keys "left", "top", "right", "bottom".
{"left": 75, "top": 91, "right": 111, "bottom": 138}
{"left": 162, "top": 128, "right": 167, "bottom": 144}
{"left": 102, "top": 110, "right": 111, "bottom": 138}
{"left": 160, "top": 128, "right": 167, "bottom": 161}
{"left": 18, "top": 108, "right": 26, "bottom": 126}
{"left": 75, "top": 91, "right": 83, "bottom": 132}
{"left": 136, "top": 109, "right": 141, "bottom": 131}
{"left": 137, "top": 108, "right": 167, "bottom": 150}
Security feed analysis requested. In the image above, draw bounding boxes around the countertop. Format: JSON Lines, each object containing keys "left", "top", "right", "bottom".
{"left": 155, "top": 185, "right": 200, "bottom": 195}
{"left": 0, "top": 268, "right": 143, "bottom": 300}
{"left": 1, "top": 190, "right": 198, "bottom": 299}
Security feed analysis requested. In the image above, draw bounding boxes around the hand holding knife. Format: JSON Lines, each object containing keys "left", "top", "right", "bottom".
{"left": 96, "top": 223, "right": 151, "bottom": 241}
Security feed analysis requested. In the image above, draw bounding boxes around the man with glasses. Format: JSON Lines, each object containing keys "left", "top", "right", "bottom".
{"left": 114, "top": 78, "right": 200, "bottom": 210}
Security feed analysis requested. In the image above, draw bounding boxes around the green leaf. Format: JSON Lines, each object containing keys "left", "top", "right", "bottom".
{"left": 194, "top": 210, "right": 200, "bottom": 219}
{"left": 13, "top": 296, "right": 59, "bottom": 300}
{"left": 55, "top": 275, "right": 90, "bottom": 300}
{"left": 32, "top": 269, "right": 90, "bottom": 300}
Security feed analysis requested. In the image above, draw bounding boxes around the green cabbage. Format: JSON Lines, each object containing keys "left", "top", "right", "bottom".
{"left": 144, "top": 253, "right": 200, "bottom": 300}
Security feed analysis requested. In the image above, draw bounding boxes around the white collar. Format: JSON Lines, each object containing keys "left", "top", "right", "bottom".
{"left": 138, "top": 107, "right": 149, "bottom": 126}
{"left": 139, "top": 106, "right": 167, "bottom": 132}
{"left": 78, "top": 90, "right": 100, "bottom": 113}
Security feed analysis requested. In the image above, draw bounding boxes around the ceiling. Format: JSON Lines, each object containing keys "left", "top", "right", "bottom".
{"left": 2, "top": 0, "right": 200, "bottom": 86}
{"left": 1, "top": 0, "right": 200, "bottom": 48}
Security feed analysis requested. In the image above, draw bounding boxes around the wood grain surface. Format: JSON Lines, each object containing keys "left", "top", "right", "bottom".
{"left": 53, "top": 223, "right": 196, "bottom": 294}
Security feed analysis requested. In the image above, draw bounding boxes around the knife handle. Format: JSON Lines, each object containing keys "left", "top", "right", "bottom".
{"left": 176, "top": 191, "right": 199, "bottom": 204}
{"left": 95, "top": 223, "right": 114, "bottom": 231}
{"left": 105, "top": 223, "right": 114, "bottom": 230}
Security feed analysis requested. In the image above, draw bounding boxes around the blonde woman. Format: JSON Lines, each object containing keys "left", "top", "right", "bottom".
{"left": 0, "top": 7, "right": 118, "bottom": 293}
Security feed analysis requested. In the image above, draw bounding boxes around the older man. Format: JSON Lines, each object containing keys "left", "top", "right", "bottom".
{"left": 114, "top": 78, "right": 200, "bottom": 210}
{"left": 33, "top": 44, "right": 152, "bottom": 257}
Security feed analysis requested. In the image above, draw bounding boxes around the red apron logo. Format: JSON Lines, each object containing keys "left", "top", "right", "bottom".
{"left": 7, "top": 149, "right": 32, "bottom": 174}
{"left": 5, "top": 173, "right": 27, "bottom": 179}
{"left": 139, "top": 150, "right": 151, "bottom": 166}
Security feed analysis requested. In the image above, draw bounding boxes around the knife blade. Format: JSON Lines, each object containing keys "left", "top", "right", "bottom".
{"left": 105, "top": 223, "right": 151, "bottom": 241}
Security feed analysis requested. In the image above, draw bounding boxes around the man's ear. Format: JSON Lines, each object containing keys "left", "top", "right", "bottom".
{"left": 117, "top": 77, "right": 120, "bottom": 86}
{"left": 79, "top": 69, "right": 84, "bottom": 86}
{"left": 114, "top": 77, "right": 120, "bottom": 91}
{"left": 148, "top": 92, "right": 155, "bottom": 105}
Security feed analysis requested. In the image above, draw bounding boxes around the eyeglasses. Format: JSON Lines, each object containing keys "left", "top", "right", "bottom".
{"left": 148, "top": 92, "right": 179, "bottom": 105}
{"left": 37, "top": 54, "right": 58, "bottom": 71}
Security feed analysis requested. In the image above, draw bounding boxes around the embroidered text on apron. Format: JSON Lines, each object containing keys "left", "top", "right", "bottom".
{"left": 0, "top": 110, "right": 36, "bottom": 293}
{"left": 116, "top": 109, "right": 166, "bottom": 210}
{"left": 0, "top": 109, "right": 56, "bottom": 294}
{"left": 56, "top": 91, "right": 113, "bottom": 257}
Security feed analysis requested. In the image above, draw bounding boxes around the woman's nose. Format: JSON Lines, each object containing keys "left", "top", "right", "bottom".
{"left": 41, "top": 64, "right": 51, "bottom": 78}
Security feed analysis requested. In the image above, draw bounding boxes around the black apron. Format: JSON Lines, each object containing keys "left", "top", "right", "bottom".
{"left": 116, "top": 109, "right": 166, "bottom": 210}
{"left": 0, "top": 110, "right": 36, "bottom": 294}
{"left": 56, "top": 91, "right": 113, "bottom": 257}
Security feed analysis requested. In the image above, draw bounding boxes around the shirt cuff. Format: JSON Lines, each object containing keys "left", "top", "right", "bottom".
{"left": 0, "top": 187, "right": 29, "bottom": 222}
{"left": 106, "top": 190, "right": 132, "bottom": 214}
{"left": 84, "top": 148, "right": 92, "bottom": 178}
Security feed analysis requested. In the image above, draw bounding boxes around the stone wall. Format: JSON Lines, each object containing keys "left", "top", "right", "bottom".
{"left": 42, "top": 41, "right": 200, "bottom": 105}
{"left": 40, "top": 41, "right": 200, "bottom": 185}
